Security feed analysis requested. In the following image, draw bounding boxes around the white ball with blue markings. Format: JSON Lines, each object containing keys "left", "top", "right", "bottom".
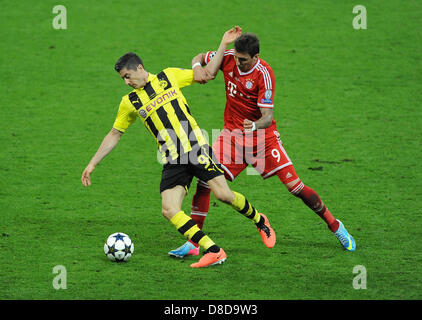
{"left": 104, "top": 232, "right": 134, "bottom": 262}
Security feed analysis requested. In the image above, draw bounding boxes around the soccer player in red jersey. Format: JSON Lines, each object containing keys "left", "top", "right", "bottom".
{"left": 169, "top": 28, "right": 355, "bottom": 258}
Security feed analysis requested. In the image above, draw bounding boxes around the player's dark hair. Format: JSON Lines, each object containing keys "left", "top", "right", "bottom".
{"left": 114, "top": 52, "right": 144, "bottom": 72}
{"left": 234, "top": 32, "right": 260, "bottom": 58}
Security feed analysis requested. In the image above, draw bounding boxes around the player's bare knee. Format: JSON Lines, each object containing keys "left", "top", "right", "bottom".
{"left": 161, "top": 202, "right": 180, "bottom": 220}
{"left": 161, "top": 206, "right": 172, "bottom": 220}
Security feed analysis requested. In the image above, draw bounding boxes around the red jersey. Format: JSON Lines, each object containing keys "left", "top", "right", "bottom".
{"left": 204, "top": 49, "right": 277, "bottom": 133}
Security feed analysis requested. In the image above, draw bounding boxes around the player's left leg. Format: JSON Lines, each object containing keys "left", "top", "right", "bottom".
{"left": 207, "top": 175, "right": 276, "bottom": 249}
{"left": 277, "top": 166, "right": 339, "bottom": 231}
{"left": 276, "top": 165, "right": 356, "bottom": 251}
{"left": 256, "top": 131, "right": 355, "bottom": 251}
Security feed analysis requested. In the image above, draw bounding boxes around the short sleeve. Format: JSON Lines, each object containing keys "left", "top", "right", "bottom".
{"left": 257, "top": 65, "right": 275, "bottom": 109}
{"left": 165, "top": 68, "right": 194, "bottom": 89}
{"left": 112, "top": 97, "right": 137, "bottom": 132}
{"left": 204, "top": 51, "right": 217, "bottom": 64}
{"left": 204, "top": 50, "right": 232, "bottom": 70}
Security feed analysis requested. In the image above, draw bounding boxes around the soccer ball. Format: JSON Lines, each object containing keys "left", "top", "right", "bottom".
{"left": 104, "top": 232, "right": 134, "bottom": 262}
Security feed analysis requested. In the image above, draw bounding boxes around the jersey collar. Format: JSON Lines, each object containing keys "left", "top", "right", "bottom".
{"left": 237, "top": 58, "right": 260, "bottom": 76}
{"left": 137, "top": 73, "right": 154, "bottom": 91}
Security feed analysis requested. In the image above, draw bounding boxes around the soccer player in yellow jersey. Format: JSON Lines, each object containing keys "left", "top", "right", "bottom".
{"left": 81, "top": 27, "right": 276, "bottom": 268}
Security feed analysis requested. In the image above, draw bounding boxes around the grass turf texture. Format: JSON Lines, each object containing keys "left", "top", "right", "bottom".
{"left": 1, "top": 0, "right": 421, "bottom": 300}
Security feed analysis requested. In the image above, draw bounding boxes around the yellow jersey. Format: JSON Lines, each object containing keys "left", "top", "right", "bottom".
{"left": 113, "top": 68, "right": 208, "bottom": 163}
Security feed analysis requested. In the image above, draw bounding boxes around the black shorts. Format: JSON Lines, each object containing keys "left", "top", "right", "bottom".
{"left": 160, "top": 144, "right": 224, "bottom": 193}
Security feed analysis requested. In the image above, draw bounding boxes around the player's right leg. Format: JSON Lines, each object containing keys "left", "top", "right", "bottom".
{"left": 168, "top": 180, "right": 209, "bottom": 258}
{"left": 162, "top": 186, "right": 226, "bottom": 267}
{"left": 161, "top": 164, "right": 226, "bottom": 267}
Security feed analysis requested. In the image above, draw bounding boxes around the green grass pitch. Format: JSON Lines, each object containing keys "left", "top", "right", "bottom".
{"left": 1, "top": 0, "right": 421, "bottom": 300}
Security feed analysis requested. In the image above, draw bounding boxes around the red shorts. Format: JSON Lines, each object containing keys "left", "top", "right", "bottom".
{"left": 212, "top": 128, "right": 293, "bottom": 181}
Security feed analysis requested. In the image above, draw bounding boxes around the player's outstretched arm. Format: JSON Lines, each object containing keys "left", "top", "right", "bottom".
{"left": 192, "top": 53, "right": 212, "bottom": 84}
{"left": 204, "top": 26, "right": 242, "bottom": 79}
{"left": 81, "top": 128, "right": 123, "bottom": 187}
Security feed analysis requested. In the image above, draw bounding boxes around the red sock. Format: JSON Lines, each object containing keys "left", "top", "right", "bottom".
{"left": 189, "top": 181, "right": 211, "bottom": 246}
{"left": 319, "top": 207, "right": 339, "bottom": 232}
{"left": 293, "top": 184, "right": 339, "bottom": 232}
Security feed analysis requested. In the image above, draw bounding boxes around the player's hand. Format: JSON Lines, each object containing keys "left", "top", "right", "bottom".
{"left": 193, "top": 66, "right": 214, "bottom": 84}
{"left": 243, "top": 119, "right": 255, "bottom": 132}
{"left": 81, "top": 163, "right": 95, "bottom": 187}
{"left": 222, "top": 26, "right": 242, "bottom": 46}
